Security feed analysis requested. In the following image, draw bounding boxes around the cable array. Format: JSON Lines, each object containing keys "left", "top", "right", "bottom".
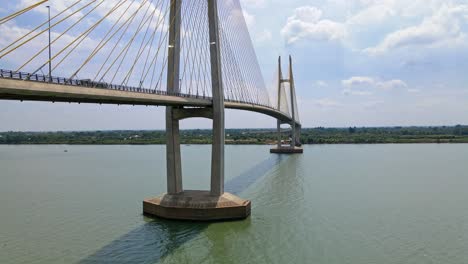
{"left": 0, "top": 0, "right": 48, "bottom": 26}
{"left": 280, "top": 82, "right": 291, "bottom": 117}
{"left": 218, "top": 0, "right": 271, "bottom": 106}
{"left": 178, "top": 0, "right": 212, "bottom": 98}
{"left": 0, "top": 0, "right": 273, "bottom": 108}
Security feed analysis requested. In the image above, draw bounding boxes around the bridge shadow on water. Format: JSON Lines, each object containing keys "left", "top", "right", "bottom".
{"left": 79, "top": 155, "right": 289, "bottom": 264}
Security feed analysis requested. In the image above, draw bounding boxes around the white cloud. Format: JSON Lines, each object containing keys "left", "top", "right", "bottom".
{"left": 342, "top": 76, "right": 407, "bottom": 95}
{"left": 342, "top": 89, "right": 373, "bottom": 96}
{"left": 342, "top": 76, "right": 374, "bottom": 87}
{"left": 378, "top": 79, "right": 407, "bottom": 90}
{"left": 313, "top": 98, "right": 342, "bottom": 108}
{"left": 281, "top": 6, "right": 347, "bottom": 44}
{"left": 330, "top": 0, "right": 441, "bottom": 20}
{"left": 365, "top": 4, "right": 468, "bottom": 54}
{"left": 362, "top": 100, "right": 384, "bottom": 109}
{"left": 408, "top": 89, "right": 421, "bottom": 93}
{"left": 256, "top": 29, "right": 272, "bottom": 43}
{"left": 280, "top": 1, "right": 468, "bottom": 55}
{"left": 292, "top": 6, "right": 323, "bottom": 23}
{"left": 341, "top": 77, "right": 374, "bottom": 96}
{"left": 346, "top": 4, "right": 396, "bottom": 27}
{"left": 315, "top": 80, "right": 328, "bottom": 87}
{"left": 240, "top": 0, "right": 266, "bottom": 9}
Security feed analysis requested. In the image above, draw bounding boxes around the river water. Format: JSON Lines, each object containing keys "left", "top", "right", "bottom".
{"left": 1, "top": 144, "right": 468, "bottom": 263}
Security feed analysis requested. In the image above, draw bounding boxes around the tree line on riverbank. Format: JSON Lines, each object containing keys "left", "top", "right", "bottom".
{"left": 1, "top": 126, "right": 468, "bottom": 145}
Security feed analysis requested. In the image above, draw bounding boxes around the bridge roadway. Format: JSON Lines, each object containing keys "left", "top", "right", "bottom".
{"left": 0, "top": 77, "right": 300, "bottom": 126}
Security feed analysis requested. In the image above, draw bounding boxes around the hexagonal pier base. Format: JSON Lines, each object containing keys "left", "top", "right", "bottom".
{"left": 270, "top": 146, "right": 304, "bottom": 154}
{"left": 143, "top": 191, "right": 251, "bottom": 221}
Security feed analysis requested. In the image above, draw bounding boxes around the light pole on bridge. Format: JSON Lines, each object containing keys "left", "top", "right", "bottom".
{"left": 46, "top": 5, "right": 52, "bottom": 82}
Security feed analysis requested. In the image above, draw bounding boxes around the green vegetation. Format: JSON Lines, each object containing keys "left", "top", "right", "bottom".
{"left": 1, "top": 126, "right": 468, "bottom": 145}
{"left": 301, "top": 125, "right": 468, "bottom": 144}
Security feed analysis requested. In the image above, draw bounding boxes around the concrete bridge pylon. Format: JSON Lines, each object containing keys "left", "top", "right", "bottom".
{"left": 143, "top": 0, "right": 250, "bottom": 221}
{"left": 270, "top": 56, "right": 303, "bottom": 154}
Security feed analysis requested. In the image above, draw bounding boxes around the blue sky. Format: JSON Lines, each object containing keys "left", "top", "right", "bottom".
{"left": 1, "top": 0, "right": 468, "bottom": 131}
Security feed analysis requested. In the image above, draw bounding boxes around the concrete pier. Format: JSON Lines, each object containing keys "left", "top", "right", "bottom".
{"left": 270, "top": 146, "right": 304, "bottom": 154}
{"left": 143, "top": 191, "right": 251, "bottom": 221}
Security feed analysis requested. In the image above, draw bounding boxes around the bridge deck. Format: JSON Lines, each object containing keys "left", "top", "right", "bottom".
{"left": 0, "top": 76, "right": 299, "bottom": 126}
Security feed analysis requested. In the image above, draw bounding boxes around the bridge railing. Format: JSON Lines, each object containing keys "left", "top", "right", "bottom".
{"left": 0, "top": 69, "right": 278, "bottom": 112}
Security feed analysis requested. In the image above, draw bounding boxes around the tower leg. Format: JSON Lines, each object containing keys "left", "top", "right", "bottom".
{"left": 289, "top": 56, "right": 297, "bottom": 149}
{"left": 291, "top": 122, "right": 296, "bottom": 148}
{"left": 276, "top": 57, "right": 282, "bottom": 149}
{"left": 208, "top": 0, "right": 224, "bottom": 196}
{"left": 165, "top": 0, "right": 183, "bottom": 194}
{"left": 295, "top": 124, "right": 302, "bottom": 147}
{"left": 277, "top": 120, "right": 281, "bottom": 148}
{"left": 166, "top": 107, "right": 182, "bottom": 194}
{"left": 211, "top": 108, "right": 225, "bottom": 196}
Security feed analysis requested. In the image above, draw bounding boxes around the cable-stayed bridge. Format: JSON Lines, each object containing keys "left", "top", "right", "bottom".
{"left": 0, "top": 0, "right": 302, "bottom": 221}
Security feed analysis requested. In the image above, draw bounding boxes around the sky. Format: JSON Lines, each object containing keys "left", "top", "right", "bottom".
{"left": 1, "top": 0, "right": 468, "bottom": 131}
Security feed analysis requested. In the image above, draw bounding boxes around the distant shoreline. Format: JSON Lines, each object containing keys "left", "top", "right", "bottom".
{"left": 1, "top": 142, "right": 468, "bottom": 146}
{"left": 2, "top": 126, "right": 468, "bottom": 145}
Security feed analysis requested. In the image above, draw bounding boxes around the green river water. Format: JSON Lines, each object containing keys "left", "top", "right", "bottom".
{"left": 1, "top": 144, "right": 468, "bottom": 263}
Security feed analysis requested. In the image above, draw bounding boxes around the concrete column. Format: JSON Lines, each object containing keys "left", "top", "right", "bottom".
{"left": 166, "top": 0, "right": 183, "bottom": 194}
{"left": 208, "top": 0, "right": 225, "bottom": 196}
{"left": 277, "top": 121, "right": 281, "bottom": 148}
{"left": 289, "top": 56, "right": 301, "bottom": 147}
{"left": 277, "top": 56, "right": 282, "bottom": 148}
{"left": 295, "top": 124, "right": 301, "bottom": 146}
{"left": 289, "top": 56, "right": 296, "bottom": 148}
